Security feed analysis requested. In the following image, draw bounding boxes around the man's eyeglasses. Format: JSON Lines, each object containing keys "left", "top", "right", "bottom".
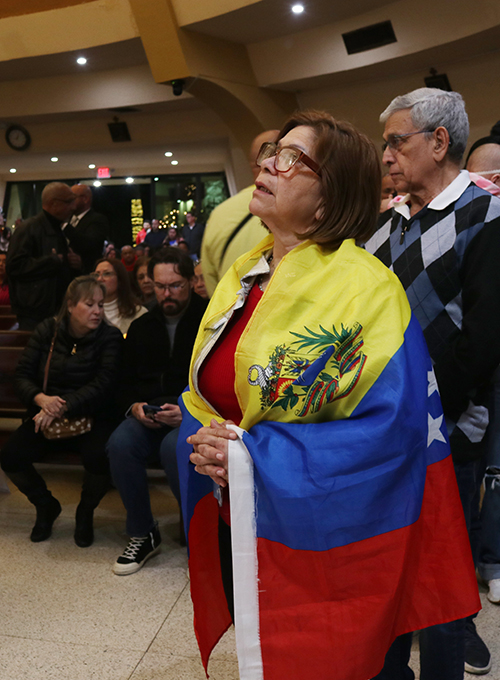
{"left": 93, "top": 270, "right": 116, "bottom": 279}
{"left": 382, "top": 129, "right": 435, "bottom": 152}
{"left": 256, "top": 142, "right": 322, "bottom": 176}
{"left": 154, "top": 281, "right": 187, "bottom": 294}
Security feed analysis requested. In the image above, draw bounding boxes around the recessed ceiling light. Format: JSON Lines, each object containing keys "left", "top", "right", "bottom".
{"left": 51, "top": 157, "right": 59, "bottom": 162}
{"left": 88, "top": 164, "right": 96, "bottom": 169}
{"left": 125, "top": 177, "right": 134, "bottom": 184}
{"left": 93, "top": 181, "right": 101, "bottom": 187}
{"left": 292, "top": 4, "right": 304, "bottom": 14}
{"left": 77, "top": 57, "right": 87, "bottom": 65}
{"left": 9, "top": 168, "right": 16, "bottom": 173}
{"left": 154, "top": 177, "right": 159, "bottom": 181}
{"left": 171, "top": 160, "right": 178, "bottom": 166}
{"left": 164, "top": 151, "right": 173, "bottom": 157}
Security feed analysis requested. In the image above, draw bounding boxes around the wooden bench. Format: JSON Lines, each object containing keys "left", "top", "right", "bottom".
{"left": 0, "top": 306, "right": 13, "bottom": 316}
{"left": 0, "top": 316, "right": 18, "bottom": 330}
{"left": 0, "top": 331, "right": 32, "bottom": 347}
{"left": 0, "top": 336, "right": 29, "bottom": 449}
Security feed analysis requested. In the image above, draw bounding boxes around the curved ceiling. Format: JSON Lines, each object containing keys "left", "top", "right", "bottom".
{"left": 0, "top": 0, "right": 498, "bottom": 188}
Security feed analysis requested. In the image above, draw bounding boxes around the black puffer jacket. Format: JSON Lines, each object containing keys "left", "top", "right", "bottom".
{"left": 16, "top": 317, "right": 123, "bottom": 418}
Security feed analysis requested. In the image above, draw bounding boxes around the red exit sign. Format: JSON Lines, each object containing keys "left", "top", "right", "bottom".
{"left": 97, "top": 167, "right": 111, "bottom": 178}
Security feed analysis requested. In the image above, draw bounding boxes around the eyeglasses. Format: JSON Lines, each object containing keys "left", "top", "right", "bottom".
{"left": 93, "top": 270, "right": 116, "bottom": 279}
{"left": 382, "top": 129, "right": 435, "bottom": 152}
{"left": 256, "top": 142, "right": 322, "bottom": 176}
{"left": 154, "top": 281, "right": 187, "bottom": 294}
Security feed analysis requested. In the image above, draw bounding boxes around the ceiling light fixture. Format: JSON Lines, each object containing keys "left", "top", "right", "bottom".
{"left": 164, "top": 151, "right": 173, "bottom": 157}
{"left": 88, "top": 164, "right": 96, "bottom": 169}
{"left": 9, "top": 168, "right": 16, "bottom": 173}
{"left": 292, "top": 4, "right": 304, "bottom": 14}
{"left": 125, "top": 177, "right": 134, "bottom": 184}
{"left": 154, "top": 177, "right": 159, "bottom": 181}
{"left": 171, "top": 160, "right": 178, "bottom": 166}
{"left": 51, "top": 157, "right": 59, "bottom": 162}
{"left": 77, "top": 57, "right": 87, "bottom": 65}
{"left": 93, "top": 181, "right": 101, "bottom": 187}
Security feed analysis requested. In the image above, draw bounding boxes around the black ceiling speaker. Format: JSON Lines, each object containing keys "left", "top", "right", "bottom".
{"left": 342, "top": 20, "right": 397, "bottom": 55}
{"left": 108, "top": 117, "right": 131, "bottom": 142}
{"left": 424, "top": 68, "right": 452, "bottom": 92}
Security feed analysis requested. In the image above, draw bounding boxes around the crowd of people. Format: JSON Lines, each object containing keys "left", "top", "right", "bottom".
{"left": 1, "top": 86, "right": 500, "bottom": 680}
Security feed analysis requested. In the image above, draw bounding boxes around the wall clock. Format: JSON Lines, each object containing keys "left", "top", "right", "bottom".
{"left": 5, "top": 124, "right": 31, "bottom": 151}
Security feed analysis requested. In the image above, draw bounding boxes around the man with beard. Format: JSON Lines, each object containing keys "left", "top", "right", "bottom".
{"left": 107, "top": 248, "right": 208, "bottom": 574}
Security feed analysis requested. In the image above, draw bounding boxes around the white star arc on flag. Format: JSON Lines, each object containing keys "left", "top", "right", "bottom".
{"left": 428, "top": 412, "right": 446, "bottom": 447}
{"left": 428, "top": 369, "right": 439, "bottom": 397}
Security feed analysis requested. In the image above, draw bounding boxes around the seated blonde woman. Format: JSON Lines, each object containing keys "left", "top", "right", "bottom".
{"left": 1, "top": 275, "right": 123, "bottom": 547}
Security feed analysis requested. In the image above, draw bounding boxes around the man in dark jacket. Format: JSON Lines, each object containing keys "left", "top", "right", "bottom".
{"left": 64, "top": 183, "right": 108, "bottom": 274}
{"left": 107, "top": 248, "right": 207, "bottom": 575}
{"left": 181, "top": 211, "right": 204, "bottom": 259}
{"left": 7, "top": 182, "right": 78, "bottom": 330}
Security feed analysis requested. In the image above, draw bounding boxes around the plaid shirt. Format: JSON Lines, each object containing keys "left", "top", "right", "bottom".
{"left": 366, "top": 171, "right": 500, "bottom": 460}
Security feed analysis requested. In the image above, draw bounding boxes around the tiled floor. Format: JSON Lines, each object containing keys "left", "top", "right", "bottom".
{"left": 1, "top": 465, "right": 499, "bottom": 679}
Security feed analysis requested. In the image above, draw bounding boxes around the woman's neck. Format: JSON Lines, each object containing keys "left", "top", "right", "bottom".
{"left": 104, "top": 294, "right": 118, "bottom": 304}
{"left": 68, "top": 320, "right": 88, "bottom": 339}
{"left": 270, "top": 231, "right": 303, "bottom": 269}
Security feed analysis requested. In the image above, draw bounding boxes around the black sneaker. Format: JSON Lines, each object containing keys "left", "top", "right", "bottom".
{"left": 465, "top": 619, "right": 491, "bottom": 675}
{"left": 113, "top": 524, "right": 161, "bottom": 575}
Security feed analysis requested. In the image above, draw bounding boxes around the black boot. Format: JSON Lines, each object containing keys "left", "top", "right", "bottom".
{"left": 31, "top": 496, "right": 62, "bottom": 542}
{"left": 74, "top": 503, "right": 94, "bottom": 548}
{"left": 74, "top": 472, "right": 110, "bottom": 548}
{"left": 5, "top": 469, "right": 61, "bottom": 542}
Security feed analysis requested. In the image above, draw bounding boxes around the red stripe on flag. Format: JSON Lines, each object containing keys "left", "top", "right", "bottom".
{"left": 257, "top": 455, "right": 480, "bottom": 680}
{"left": 188, "top": 493, "right": 232, "bottom": 674}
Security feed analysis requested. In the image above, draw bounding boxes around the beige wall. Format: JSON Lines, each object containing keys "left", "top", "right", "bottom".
{"left": 298, "top": 47, "right": 500, "bottom": 161}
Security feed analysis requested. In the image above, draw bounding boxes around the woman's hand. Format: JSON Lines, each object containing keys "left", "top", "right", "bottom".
{"left": 33, "top": 410, "right": 55, "bottom": 434}
{"left": 188, "top": 419, "right": 238, "bottom": 487}
{"left": 34, "top": 393, "right": 67, "bottom": 418}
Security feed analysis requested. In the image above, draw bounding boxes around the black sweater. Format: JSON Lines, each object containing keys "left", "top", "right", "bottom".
{"left": 120, "top": 294, "right": 208, "bottom": 411}
{"left": 16, "top": 317, "right": 123, "bottom": 419}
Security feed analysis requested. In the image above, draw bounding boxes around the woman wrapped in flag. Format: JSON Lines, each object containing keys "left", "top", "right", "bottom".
{"left": 177, "top": 111, "right": 480, "bottom": 680}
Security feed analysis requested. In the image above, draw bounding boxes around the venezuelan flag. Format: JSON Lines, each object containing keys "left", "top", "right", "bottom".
{"left": 177, "top": 237, "right": 480, "bottom": 680}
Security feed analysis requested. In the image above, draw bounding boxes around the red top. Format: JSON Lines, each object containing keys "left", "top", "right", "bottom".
{"left": 198, "top": 283, "right": 263, "bottom": 424}
{"left": 198, "top": 282, "right": 263, "bottom": 523}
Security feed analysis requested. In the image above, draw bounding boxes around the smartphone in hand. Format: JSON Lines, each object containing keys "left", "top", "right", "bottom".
{"left": 143, "top": 404, "right": 162, "bottom": 418}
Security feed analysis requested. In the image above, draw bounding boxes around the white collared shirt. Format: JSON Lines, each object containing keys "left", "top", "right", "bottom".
{"left": 394, "top": 170, "right": 471, "bottom": 220}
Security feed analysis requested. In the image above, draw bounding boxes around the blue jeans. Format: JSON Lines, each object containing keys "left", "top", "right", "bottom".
{"left": 107, "top": 418, "right": 180, "bottom": 537}
{"left": 479, "top": 369, "right": 500, "bottom": 581}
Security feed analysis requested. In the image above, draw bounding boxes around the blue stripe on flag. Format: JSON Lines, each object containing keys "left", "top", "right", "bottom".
{"left": 242, "top": 314, "right": 449, "bottom": 551}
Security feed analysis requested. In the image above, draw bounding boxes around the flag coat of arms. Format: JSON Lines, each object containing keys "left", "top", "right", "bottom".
{"left": 177, "top": 235, "right": 480, "bottom": 680}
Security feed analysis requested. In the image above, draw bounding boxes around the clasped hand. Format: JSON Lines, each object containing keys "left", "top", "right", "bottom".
{"left": 187, "top": 418, "right": 237, "bottom": 487}
{"left": 33, "top": 394, "right": 67, "bottom": 433}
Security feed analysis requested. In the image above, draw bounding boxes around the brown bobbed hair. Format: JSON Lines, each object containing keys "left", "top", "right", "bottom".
{"left": 276, "top": 110, "right": 381, "bottom": 248}
{"left": 94, "top": 258, "right": 141, "bottom": 318}
{"left": 56, "top": 275, "right": 106, "bottom": 325}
